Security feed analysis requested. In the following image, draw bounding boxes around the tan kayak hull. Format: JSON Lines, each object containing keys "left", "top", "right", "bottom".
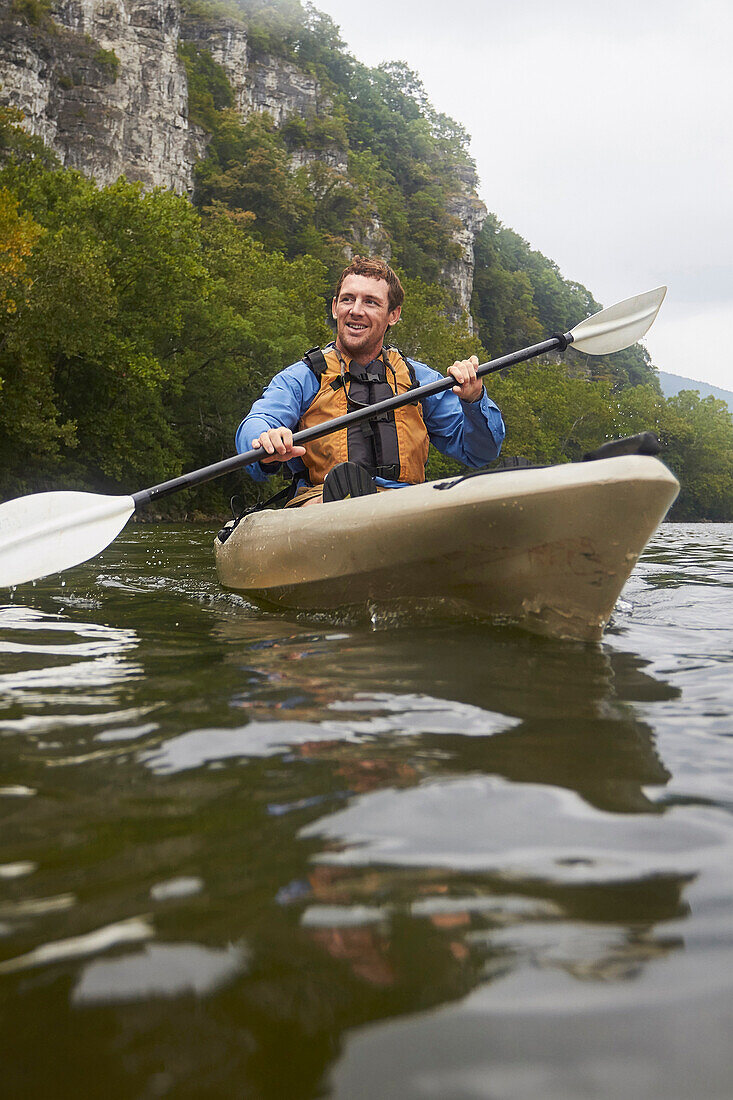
{"left": 214, "top": 456, "right": 679, "bottom": 641}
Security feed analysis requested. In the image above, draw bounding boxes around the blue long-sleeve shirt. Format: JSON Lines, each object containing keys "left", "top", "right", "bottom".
{"left": 235, "top": 356, "right": 505, "bottom": 488}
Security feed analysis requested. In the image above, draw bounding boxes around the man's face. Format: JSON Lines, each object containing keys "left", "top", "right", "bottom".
{"left": 332, "top": 274, "right": 401, "bottom": 363}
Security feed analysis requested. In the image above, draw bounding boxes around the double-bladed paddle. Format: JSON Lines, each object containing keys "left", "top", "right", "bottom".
{"left": 0, "top": 286, "right": 666, "bottom": 588}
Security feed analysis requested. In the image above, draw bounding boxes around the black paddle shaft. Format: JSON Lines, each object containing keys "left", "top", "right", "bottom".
{"left": 133, "top": 333, "right": 569, "bottom": 507}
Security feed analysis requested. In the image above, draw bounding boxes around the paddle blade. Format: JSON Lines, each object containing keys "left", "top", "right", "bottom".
{"left": 0, "top": 491, "right": 135, "bottom": 587}
{"left": 570, "top": 286, "right": 667, "bottom": 355}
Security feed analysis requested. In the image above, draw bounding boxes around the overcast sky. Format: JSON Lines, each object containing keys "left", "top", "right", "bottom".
{"left": 315, "top": 0, "right": 733, "bottom": 390}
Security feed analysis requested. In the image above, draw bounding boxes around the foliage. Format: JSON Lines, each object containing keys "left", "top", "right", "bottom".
{"left": 180, "top": 0, "right": 245, "bottom": 21}
{"left": 647, "top": 390, "right": 733, "bottom": 520}
{"left": 186, "top": 211, "right": 330, "bottom": 486}
{"left": 179, "top": 42, "right": 234, "bottom": 133}
{"left": 93, "top": 48, "right": 120, "bottom": 80}
{"left": 0, "top": 185, "right": 42, "bottom": 315}
{"left": 186, "top": 44, "right": 355, "bottom": 272}
{"left": 391, "top": 275, "right": 487, "bottom": 482}
{"left": 0, "top": 103, "right": 56, "bottom": 167}
{"left": 178, "top": 7, "right": 473, "bottom": 289}
{"left": 281, "top": 109, "right": 349, "bottom": 154}
{"left": 0, "top": 130, "right": 328, "bottom": 507}
{"left": 0, "top": 6, "right": 731, "bottom": 519}
{"left": 489, "top": 363, "right": 614, "bottom": 464}
{"left": 396, "top": 275, "right": 484, "bottom": 369}
{"left": 10, "top": 0, "right": 53, "bottom": 26}
{"left": 196, "top": 110, "right": 313, "bottom": 254}
{"left": 473, "top": 215, "right": 658, "bottom": 388}
{"left": 472, "top": 221, "right": 544, "bottom": 354}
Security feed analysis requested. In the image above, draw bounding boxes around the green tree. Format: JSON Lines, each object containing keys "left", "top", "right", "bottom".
{"left": 659, "top": 391, "right": 733, "bottom": 520}
{"left": 180, "top": 210, "right": 331, "bottom": 483}
{"left": 0, "top": 160, "right": 212, "bottom": 491}
{"left": 473, "top": 215, "right": 659, "bottom": 388}
{"left": 196, "top": 111, "right": 312, "bottom": 253}
{"left": 472, "top": 218, "right": 543, "bottom": 354}
{"left": 489, "top": 362, "right": 614, "bottom": 465}
{"left": 179, "top": 42, "right": 235, "bottom": 133}
{"left": 396, "top": 275, "right": 484, "bottom": 369}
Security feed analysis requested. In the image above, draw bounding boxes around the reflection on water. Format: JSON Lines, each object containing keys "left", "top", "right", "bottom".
{"left": 0, "top": 523, "right": 732, "bottom": 1098}
{"left": 72, "top": 941, "right": 248, "bottom": 1005}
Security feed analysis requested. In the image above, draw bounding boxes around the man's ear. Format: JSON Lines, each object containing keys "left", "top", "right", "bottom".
{"left": 388, "top": 304, "right": 402, "bottom": 326}
{"left": 331, "top": 297, "right": 338, "bottom": 320}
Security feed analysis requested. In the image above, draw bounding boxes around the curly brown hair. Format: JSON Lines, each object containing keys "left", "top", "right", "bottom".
{"left": 333, "top": 256, "right": 405, "bottom": 312}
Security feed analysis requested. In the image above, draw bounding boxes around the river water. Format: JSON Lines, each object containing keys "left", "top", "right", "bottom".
{"left": 0, "top": 521, "right": 731, "bottom": 1099}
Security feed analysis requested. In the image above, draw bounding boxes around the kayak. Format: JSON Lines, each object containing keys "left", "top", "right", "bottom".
{"left": 214, "top": 454, "right": 679, "bottom": 642}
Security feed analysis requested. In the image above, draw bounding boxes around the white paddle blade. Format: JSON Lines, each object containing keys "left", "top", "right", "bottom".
{"left": 570, "top": 286, "right": 667, "bottom": 355}
{"left": 0, "top": 491, "right": 135, "bottom": 587}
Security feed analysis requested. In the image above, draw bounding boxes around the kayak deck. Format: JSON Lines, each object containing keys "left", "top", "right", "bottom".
{"left": 214, "top": 455, "right": 679, "bottom": 642}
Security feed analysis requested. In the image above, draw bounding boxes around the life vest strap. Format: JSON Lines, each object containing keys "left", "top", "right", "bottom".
{"left": 299, "top": 344, "right": 428, "bottom": 486}
{"left": 303, "top": 346, "right": 330, "bottom": 378}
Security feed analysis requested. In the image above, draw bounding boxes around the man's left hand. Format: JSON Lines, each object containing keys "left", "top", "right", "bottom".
{"left": 448, "top": 356, "right": 483, "bottom": 403}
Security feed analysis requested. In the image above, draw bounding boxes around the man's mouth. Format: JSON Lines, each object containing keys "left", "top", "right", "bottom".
{"left": 346, "top": 322, "right": 367, "bottom": 332}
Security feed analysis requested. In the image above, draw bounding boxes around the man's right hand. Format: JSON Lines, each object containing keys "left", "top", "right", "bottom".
{"left": 251, "top": 427, "right": 307, "bottom": 465}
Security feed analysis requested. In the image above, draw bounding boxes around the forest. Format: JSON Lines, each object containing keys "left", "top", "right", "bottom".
{"left": 1, "top": 0, "right": 731, "bottom": 519}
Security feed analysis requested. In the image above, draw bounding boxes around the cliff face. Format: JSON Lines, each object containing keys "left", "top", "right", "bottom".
{"left": 0, "top": 0, "right": 206, "bottom": 192}
{"left": 444, "top": 190, "right": 486, "bottom": 327}
{"left": 0, "top": 0, "right": 484, "bottom": 316}
{"left": 181, "top": 15, "right": 326, "bottom": 125}
{"left": 0, "top": 0, "right": 332, "bottom": 193}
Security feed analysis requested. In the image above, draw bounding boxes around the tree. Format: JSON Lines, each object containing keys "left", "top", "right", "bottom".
{"left": 0, "top": 163, "right": 213, "bottom": 491}
{"left": 180, "top": 210, "right": 331, "bottom": 482}
{"left": 660, "top": 392, "right": 733, "bottom": 520}
{"left": 489, "top": 362, "right": 614, "bottom": 465}
{"left": 196, "top": 111, "right": 312, "bottom": 254}
{"left": 473, "top": 215, "right": 659, "bottom": 389}
{"left": 0, "top": 186, "right": 41, "bottom": 315}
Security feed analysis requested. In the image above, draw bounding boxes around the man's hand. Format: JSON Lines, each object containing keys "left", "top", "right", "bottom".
{"left": 448, "top": 356, "right": 483, "bottom": 403}
{"left": 251, "top": 427, "right": 307, "bottom": 465}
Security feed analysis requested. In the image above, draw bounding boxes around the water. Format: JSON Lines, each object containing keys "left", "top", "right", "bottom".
{"left": 0, "top": 522, "right": 731, "bottom": 1099}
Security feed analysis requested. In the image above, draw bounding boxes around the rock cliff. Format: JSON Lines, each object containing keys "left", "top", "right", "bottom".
{"left": 0, "top": 0, "right": 207, "bottom": 192}
{"left": 181, "top": 14, "right": 326, "bottom": 126}
{"left": 443, "top": 190, "right": 487, "bottom": 327}
{"left": 0, "top": 0, "right": 484, "bottom": 315}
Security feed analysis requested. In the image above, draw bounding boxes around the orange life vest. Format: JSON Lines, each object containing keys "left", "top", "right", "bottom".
{"left": 298, "top": 344, "right": 429, "bottom": 486}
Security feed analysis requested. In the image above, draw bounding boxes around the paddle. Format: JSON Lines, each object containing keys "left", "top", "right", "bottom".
{"left": 0, "top": 286, "right": 666, "bottom": 588}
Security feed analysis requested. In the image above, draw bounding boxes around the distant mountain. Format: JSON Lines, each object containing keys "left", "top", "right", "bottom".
{"left": 658, "top": 371, "right": 733, "bottom": 412}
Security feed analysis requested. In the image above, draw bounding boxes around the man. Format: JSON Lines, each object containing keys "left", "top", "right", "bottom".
{"left": 236, "top": 256, "right": 505, "bottom": 503}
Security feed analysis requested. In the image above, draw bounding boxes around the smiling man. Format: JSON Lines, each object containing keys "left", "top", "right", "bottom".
{"left": 236, "top": 256, "right": 505, "bottom": 504}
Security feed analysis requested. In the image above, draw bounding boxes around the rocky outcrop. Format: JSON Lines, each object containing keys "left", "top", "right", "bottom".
{"left": 243, "top": 53, "right": 324, "bottom": 124}
{"left": 289, "top": 146, "right": 347, "bottom": 173}
{"left": 442, "top": 190, "right": 487, "bottom": 331}
{"left": 180, "top": 16, "right": 327, "bottom": 125}
{"left": 0, "top": 0, "right": 330, "bottom": 192}
{"left": 347, "top": 207, "right": 391, "bottom": 263}
{"left": 0, "top": 0, "right": 206, "bottom": 192}
{"left": 0, "top": 0, "right": 484, "bottom": 310}
{"left": 180, "top": 15, "right": 250, "bottom": 114}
